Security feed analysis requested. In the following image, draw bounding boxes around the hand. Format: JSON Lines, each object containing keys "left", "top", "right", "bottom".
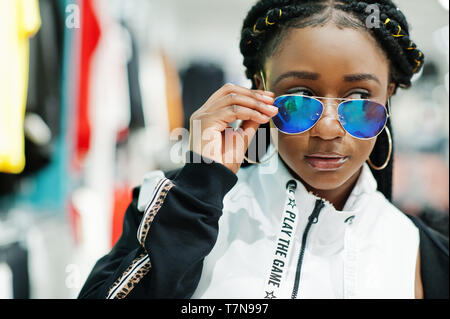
{"left": 189, "top": 83, "right": 277, "bottom": 174}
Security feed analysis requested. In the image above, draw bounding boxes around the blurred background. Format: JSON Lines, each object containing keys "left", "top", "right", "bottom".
{"left": 0, "top": 0, "right": 448, "bottom": 299}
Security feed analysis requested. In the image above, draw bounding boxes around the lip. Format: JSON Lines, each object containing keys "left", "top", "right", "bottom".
{"left": 304, "top": 153, "right": 348, "bottom": 171}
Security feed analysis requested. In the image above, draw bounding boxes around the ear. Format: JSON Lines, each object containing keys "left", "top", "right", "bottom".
{"left": 253, "top": 73, "right": 265, "bottom": 91}
{"left": 387, "top": 82, "right": 396, "bottom": 100}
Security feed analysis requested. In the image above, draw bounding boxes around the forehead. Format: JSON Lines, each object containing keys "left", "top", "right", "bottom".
{"left": 265, "top": 24, "right": 390, "bottom": 84}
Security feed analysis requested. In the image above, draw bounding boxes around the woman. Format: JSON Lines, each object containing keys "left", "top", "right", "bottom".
{"left": 79, "top": 0, "right": 448, "bottom": 299}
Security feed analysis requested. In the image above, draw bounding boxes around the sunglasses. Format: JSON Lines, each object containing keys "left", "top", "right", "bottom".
{"left": 271, "top": 94, "right": 390, "bottom": 140}
{"left": 260, "top": 70, "right": 390, "bottom": 140}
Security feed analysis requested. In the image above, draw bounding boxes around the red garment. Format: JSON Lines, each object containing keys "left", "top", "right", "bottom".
{"left": 111, "top": 185, "right": 132, "bottom": 247}
{"left": 67, "top": 198, "right": 81, "bottom": 245}
{"left": 73, "top": 0, "right": 101, "bottom": 169}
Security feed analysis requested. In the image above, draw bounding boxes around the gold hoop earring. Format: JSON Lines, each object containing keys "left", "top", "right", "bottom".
{"left": 367, "top": 126, "right": 392, "bottom": 170}
{"left": 244, "top": 145, "right": 278, "bottom": 164}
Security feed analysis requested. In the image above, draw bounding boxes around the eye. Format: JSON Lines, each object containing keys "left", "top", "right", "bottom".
{"left": 345, "top": 90, "right": 371, "bottom": 100}
{"left": 285, "top": 87, "right": 315, "bottom": 96}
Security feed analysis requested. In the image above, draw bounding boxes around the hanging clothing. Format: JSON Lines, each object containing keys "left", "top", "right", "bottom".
{"left": 0, "top": 262, "right": 13, "bottom": 298}
{"left": 78, "top": 146, "right": 448, "bottom": 299}
{"left": 0, "top": 0, "right": 65, "bottom": 197}
{"left": 122, "top": 22, "right": 146, "bottom": 132}
{"left": 73, "top": 0, "right": 101, "bottom": 170}
{"left": 138, "top": 50, "right": 176, "bottom": 171}
{"left": 8, "top": 0, "right": 74, "bottom": 212}
{"left": 27, "top": 0, "right": 64, "bottom": 140}
{"left": 0, "top": 242, "right": 30, "bottom": 299}
{"left": 72, "top": 0, "right": 132, "bottom": 267}
{"left": 161, "top": 52, "right": 184, "bottom": 132}
{"left": 181, "top": 63, "right": 225, "bottom": 129}
{"left": 111, "top": 185, "right": 132, "bottom": 248}
{"left": 0, "top": 0, "right": 41, "bottom": 174}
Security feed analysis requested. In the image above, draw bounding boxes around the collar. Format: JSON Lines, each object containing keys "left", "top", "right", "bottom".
{"left": 247, "top": 144, "right": 378, "bottom": 237}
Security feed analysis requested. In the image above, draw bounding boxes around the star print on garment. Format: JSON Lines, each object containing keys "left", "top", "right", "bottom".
{"left": 287, "top": 198, "right": 296, "bottom": 209}
{"left": 265, "top": 291, "right": 276, "bottom": 299}
{"left": 263, "top": 184, "right": 301, "bottom": 298}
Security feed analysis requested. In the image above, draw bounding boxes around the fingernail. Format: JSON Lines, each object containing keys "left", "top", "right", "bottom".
{"left": 262, "top": 95, "right": 274, "bottom": 103}
{"left": 267, "top": 104, "right": 278, "bottom": 112}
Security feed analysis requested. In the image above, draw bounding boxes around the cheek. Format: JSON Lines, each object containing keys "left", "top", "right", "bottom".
{"left": 357, "top": 138, "right": 377, "bottom": 160}
{"left": 270, "top": 123, "right": 309, "bottom": 159}
{"left": 275, "top": 134, "right": 309, "bottom": 158}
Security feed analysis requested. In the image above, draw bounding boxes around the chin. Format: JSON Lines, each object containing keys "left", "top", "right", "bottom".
{"left": 295, "top": 165, "right": 353, "bottom": 191}
{"left": 301, "top": 175, "right": 348, "bottom": 191}
{"left": 299, "top": 161, "right": 364, "bottom": 192}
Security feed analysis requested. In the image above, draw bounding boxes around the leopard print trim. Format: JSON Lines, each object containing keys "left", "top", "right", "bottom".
{"left": 106, "top": 178, "right": 175, "bottom": 299}
{"left": 136, "top": 177, "right": 167, "bottom": 242}
{"left": 138, "top": 179, "right": 175, "bottom": 248}
{"left": 106, "top": 253, "right": 151, "bottom": 299}
{"left": 112, "top": 260, "right": 152, "bottom": 299}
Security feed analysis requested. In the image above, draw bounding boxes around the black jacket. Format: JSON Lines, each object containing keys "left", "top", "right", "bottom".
{"left": 78, "top": 154, "right": 449, "bottom": 299}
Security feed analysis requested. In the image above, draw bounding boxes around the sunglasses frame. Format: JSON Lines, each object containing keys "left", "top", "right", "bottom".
{"left": 260, "top": 70, "right": 391, "bottom": 140}
{"left": 272, "top": 94, "right": 390, "bottom": 140}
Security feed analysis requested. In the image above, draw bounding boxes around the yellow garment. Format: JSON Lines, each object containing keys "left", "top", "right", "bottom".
{"left": 0, "top": 0, "right": 41, "bottom": 173}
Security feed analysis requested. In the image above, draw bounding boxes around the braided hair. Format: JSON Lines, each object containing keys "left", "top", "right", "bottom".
{"left": 239, "top": 0, "right": 425, "bottom": 201}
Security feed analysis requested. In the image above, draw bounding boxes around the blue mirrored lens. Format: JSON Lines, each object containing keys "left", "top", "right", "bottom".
{"left": 338, "top": 100, "right": 387, "bottom": 139}
{"left": 272, "top": 96, "right": 323, "bottom": 134}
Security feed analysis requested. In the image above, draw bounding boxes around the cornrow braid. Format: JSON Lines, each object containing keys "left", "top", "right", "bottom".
{"left": 240, "top": 0, "right": 424, "bottom": 90}
{"left": 338, "top": 1, "right": 425, "bottom": 89}
{"left": 240, "top": 1, "right": 327, "bottom": 81}
{"left": 239, "top": 0, "right": 425, "bottom": 201}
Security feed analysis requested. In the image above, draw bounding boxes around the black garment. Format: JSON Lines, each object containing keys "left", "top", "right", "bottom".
{"left": 122, "top": 23, "right": 145, "bottom": 131}
{"left": 27, "top": 0, "right": 64, "bottom": 138}
{"left": 416, "top": 208, "right": 449, "bottom": 238}
{"left": 407, "top": 215, "right": 449, "bottom": 299}
{"left": 181, "top": 63, "right": 225, "bottom": 129}
{"left": 0, "top": 133, "right": 52, "bottom": 197}
{"left": 78, "top": 152, "right": 449, "bottom": 299}
{"left": 0, "top": 242, "right": 30, "bottom": 299}
{"left": 78, "top": 152, "right": 237, "bottom": 299}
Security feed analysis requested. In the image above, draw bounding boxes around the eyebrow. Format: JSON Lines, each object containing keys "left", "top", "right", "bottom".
{"left": 271, "top": 71, "right": 381, "bottom": 87}
{"left": 343, "top": 73, "right": 381, "bottom": 85}
{"left": 272, "top": 71, "right": 320, "bottom": 87}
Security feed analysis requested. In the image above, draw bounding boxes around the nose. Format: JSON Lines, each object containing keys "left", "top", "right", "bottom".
{"left": 309, "top": 100, "right": 346, "bottom": 140}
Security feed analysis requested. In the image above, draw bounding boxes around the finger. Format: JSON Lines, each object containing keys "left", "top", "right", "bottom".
{"left": 239, "top": 119, "right": 262, "bottom": 149}
{"left": 205, "top": 83, "right": 274, "bottom": 106}
{"left": 210, "top": 92, "right": 278, "bottom": 117}
{"left": 240, "top": 118, "right": 263, "bottom": 136}
{"left": 258, "top": 90, "right": 275, "bottom": 97}
{"left": 214, "top": 105, "right": 271, "bottom": 125}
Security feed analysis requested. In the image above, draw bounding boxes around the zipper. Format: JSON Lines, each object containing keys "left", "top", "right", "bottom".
{"left": 291, "top": 199, "right": 325, "bottom": 299}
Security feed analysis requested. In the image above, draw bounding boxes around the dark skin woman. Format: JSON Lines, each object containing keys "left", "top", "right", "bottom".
{"left": 189, "top": 4, "right": 423, "bottom": 298}
{"left": 80, "top": 0, "right": 445, "bottom": 300}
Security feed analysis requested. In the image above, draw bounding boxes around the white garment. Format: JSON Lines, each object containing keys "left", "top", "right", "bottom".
{"left": 80, "top": 0, "right": 131, "bottom": 261}
{"left": 0, "top": 263, "right": 13, "bottom": 299}
{"left": 193, "top": 145, "right": 419, "bottom": 299}
{"left": 139, "top": 145, "right": 420, "bottom": 299}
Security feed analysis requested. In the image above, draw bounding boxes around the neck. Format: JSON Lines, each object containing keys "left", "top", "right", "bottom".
{"left": 305, "top": 173, "right": 360, "bottom": 211}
